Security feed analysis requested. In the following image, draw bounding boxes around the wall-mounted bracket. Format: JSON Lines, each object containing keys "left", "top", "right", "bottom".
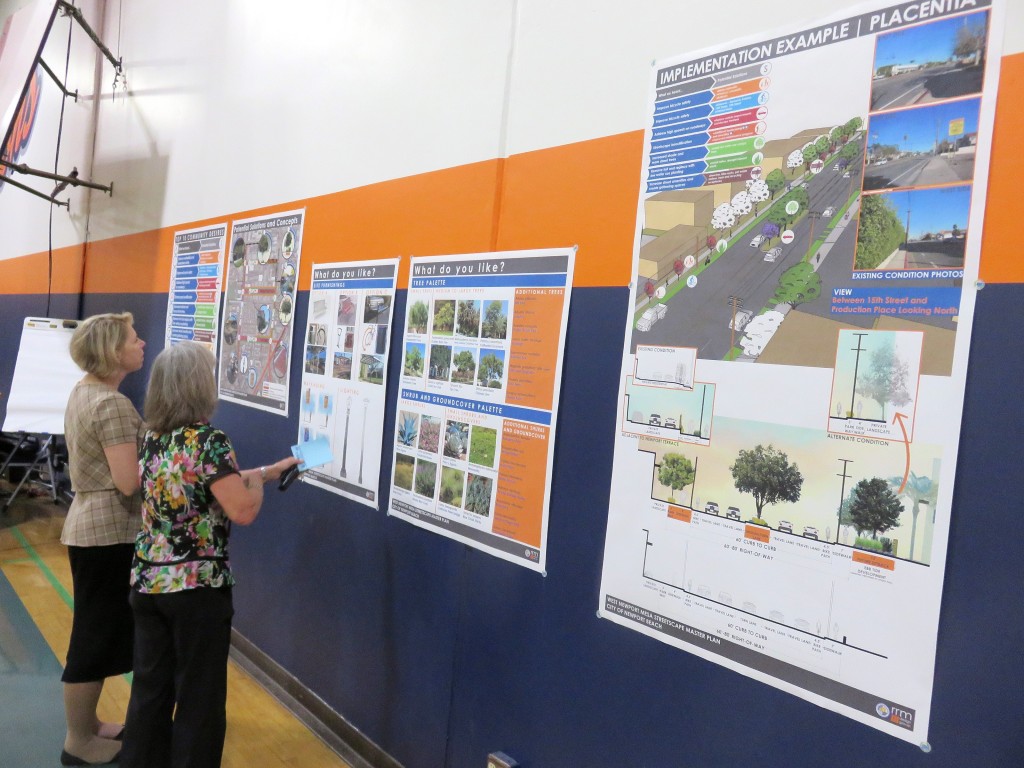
{"left": 57, "top": 0, "right": 122, "bottom": 75}
{"left": 38, "top": 57, "right": 78, "bottom": 102}
{"left": 0, "top": 158, "right": 112, "bottom": 200}
{"left": 0, "top": 169, "right": 69, "bottom": 208}
{"left": 0, "top": 2, "right": 123, "bottom": 206}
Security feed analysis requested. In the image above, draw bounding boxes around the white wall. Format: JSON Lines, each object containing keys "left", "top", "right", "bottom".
{"left": 3, "top": 0, "right": 1021, "bottom": 258}
{"left": 85, "top": 0, "right": 517, "bottom": 242}
{"left": 504, "top": 0, "right": 1023, "bottom": 154}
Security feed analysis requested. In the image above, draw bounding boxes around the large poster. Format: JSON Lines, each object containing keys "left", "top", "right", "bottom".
{"left": 218, "top": 209, "right": 304, "bottom": 415}
{"left": 388, "top": 248, "right": 575, "bottom": 572}
{"left": 296, "top": 259, "right": 399, "bottom": 508}
{"left": 600, "top": 0, "right": 1002, "bottom": 745}
{"left": 164, "top": 224, "right": 227, "bottom": 351}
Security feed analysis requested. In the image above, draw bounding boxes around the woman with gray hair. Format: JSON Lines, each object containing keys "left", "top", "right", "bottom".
{"left": 61, "top": 312, "right": 146, "bottom": 766}
{"left": 120, "top": 341, "right": 298, "bottom": 768}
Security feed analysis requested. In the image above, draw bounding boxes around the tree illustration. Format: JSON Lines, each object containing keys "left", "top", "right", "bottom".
{"left": 481, "top": 300, "right": 507, "bottom": 339}
{"left": 839, "top": 141, "right": 859, "bottom": 163}
{"left": 829, "top": 125, "right": 844, "bottom": 149}
{"left": 887, "top": 471, "right": 937, "bottom": 560}
{"left": 453, "top": 350, "right": 476, "bottom": 381}
{"left": 711, "top": 202, "right": 736, "bottom": 234}
{"left": 761, "top": 221, "right": 780, "bottom": 242}
{"left": 407, "top": 300, "right": 429, "bottom": 333}
{"left": 789, "top": 186, "right": 810, "bottom": 209}
{"left": 773, "top": 262, "right": 821, "bottom": 308}
{"left": 658, "top": 453, "right": 695, "bottom": 503}
{"left": 429, "top": 345, "right": 452, "bottom": 379}
{"left": 858, "top": 336, "right": 911, "bottom": 421}
{"left": 404, "top": 345, "right": 424, "bottom": 376}
{"left": 801, "top": 143, "right": 818, "bottom": 170}
{"left": 786, "top": 149, "right": 804, "bottom": 172}
{"left": 432, "top": 301, "right": 455, "bottom": 333}
{"left": 765, "top": 187, "right": 808, "bottom": 233}
{"left": 839, "top": 487, "right": 865, "bottom": 537}
{"left": 456, "top": 300, "right": 480, "bottom": 336}
{"left": 814, "top": 135, "right": 830, "bottom": 159}
{"left": 478, "top": 352, "right": 504, "bottom": 387}
{"left": 766, "top": 169, "right": 786, "bottom": 197}
{"left": 746, "top": 179, "right": 770, "bottom": 212}
{"left": 848, "top": 477, "right": 904, "bottom": 540}
{"left": 730, "top": 191, "right": 752, "bottom": 218}
{"left": 730, "top": 444, "right": 803, "bottom": 520}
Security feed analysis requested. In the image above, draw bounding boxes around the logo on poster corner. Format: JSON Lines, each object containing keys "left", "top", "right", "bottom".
{"left": 875, "top": 702, "right": 914, "bottom": 729}
{"left": 1, "top": 67, "right": 43, "bottom": 193}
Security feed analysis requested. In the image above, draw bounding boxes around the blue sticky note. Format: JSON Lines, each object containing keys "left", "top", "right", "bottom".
{"left": 291, "top": 437, "right": 333, "bottom": 471}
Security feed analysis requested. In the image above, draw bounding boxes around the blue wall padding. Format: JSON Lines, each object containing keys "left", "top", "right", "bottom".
{"left": 3, "top": 284, "right": 1021, "bottom": 767}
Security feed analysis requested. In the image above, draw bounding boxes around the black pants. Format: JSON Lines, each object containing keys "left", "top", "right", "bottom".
{"left": 120, "top": 587, "right": 234, "bottom": 768}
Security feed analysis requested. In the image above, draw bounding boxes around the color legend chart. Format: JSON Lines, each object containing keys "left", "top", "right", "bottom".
{"left": 165, "top": 224, "right": 228, "bottom": 350}
{"left": 647, "top": 61, "right": 772, "bottom": 192}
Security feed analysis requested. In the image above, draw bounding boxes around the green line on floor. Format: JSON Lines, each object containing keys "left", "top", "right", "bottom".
{"left": 12, "top": 526, "right": 73, "bottom": 609}
{"left": 11, "top": 524, "right": 133, "bottom": 683}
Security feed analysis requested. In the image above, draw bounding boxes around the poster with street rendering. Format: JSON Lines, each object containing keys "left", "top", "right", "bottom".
{"left": 164, "top": 224, "right": 227, "bottom": 351}
{"left": 600, "top": 0, "right": 1002, "bottom": 745}
{"left": 296, "top": 259, "right": 399, "bottom": 508}
{"left": 217, "top": 209, "right": 304, "bottom": 415}
{"left": 388, "top": 248, "right": 575, "bottom": 572}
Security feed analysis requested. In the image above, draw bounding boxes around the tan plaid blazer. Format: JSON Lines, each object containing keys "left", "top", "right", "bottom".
{"left": 61, "top": 379, "right": 144, "bottom": 547}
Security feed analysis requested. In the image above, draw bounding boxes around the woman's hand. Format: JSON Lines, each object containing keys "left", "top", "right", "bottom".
{"left": 211, "top": 456, "right": 303, "bottom": 525}
{"left": 259, "top": 456, "right": 302, "bottom": 483}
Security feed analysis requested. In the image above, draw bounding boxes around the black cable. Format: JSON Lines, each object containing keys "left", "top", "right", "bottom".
{"left": 47, "top": 5, "right": 74, "bottom": 318}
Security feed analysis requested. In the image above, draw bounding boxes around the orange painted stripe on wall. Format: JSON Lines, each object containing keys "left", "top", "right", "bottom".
{"left": 81, "top": 228, "right": 179, "bottom": 295}
{"left": 78, "top": 160, "right": 504, "bottom": 295}
{"left": 1, "top": 51, "right": 1022, "bottom": 295}
{"left": 495, "top": 131, "right": 643, "bottom": 288}
{"left": 0, "top": 244, "right": 85, "bottom": 295}
{"left": 979, "top": 52, "right": 1024, "bottom": 284}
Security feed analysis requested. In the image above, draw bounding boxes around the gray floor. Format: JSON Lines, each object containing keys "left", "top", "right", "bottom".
{"left": 0, "top": 565, "right": 69, "bottom": 767}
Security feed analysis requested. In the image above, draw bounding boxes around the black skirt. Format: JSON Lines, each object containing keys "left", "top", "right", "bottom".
{"left": 62, "top": 543, "right": 135, "bottom": 683}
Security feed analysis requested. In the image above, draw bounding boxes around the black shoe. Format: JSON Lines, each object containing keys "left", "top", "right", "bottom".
{"left": 60, "top": 748, "right": 121, "bottom": 766}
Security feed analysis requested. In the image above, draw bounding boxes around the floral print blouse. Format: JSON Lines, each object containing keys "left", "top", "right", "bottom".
{"left": 131, "top": 423, "right": 240, "bottom": 594}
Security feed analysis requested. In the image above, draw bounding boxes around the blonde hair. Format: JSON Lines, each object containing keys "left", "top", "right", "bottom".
{"left": 69, "top": 312, "right": 134, "bottom": 378}
{"left": 144, "top": 342, "right": 218, "bottom": 433}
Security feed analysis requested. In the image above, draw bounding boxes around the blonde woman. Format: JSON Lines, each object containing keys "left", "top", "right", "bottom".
{"left": 120, "top": 342, "right": 298, "bottom": 768}
{"left": 61, "top": 312, "right": 146, "bottom": 766}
